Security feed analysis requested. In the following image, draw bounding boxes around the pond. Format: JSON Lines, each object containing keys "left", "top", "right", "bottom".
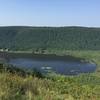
{"left": 5, "top": 53, "right": 96, "bottom": 75}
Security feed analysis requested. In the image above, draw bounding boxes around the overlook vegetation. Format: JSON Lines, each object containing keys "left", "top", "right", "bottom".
{"left": 0, "top": 64, "right": 100, "bottom": 100}
{"left": 0, "top": 26, "right": 100, "bottom": 51}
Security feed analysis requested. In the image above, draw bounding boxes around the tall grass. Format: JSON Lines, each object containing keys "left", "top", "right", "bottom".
{"left": 0, "top": 71, "right": 100, "bottom": 100}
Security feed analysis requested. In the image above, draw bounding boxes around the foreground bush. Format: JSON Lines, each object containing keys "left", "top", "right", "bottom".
{"left": 0, "top": 63, "right": 100, "bottom": 100}
{"left": 0, "top": 71, "right": 100, "bottom": 100}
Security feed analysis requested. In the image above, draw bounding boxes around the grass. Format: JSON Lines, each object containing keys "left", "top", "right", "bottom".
{"left": 0, "top": 50, "right": 100, "bottom": 100}
{"left": 0, "top": 71, "right": 100, "bottom": 100}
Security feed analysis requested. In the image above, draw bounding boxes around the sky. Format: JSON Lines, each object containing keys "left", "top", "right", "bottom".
{"left": 0, "top": 0, "right": 100, "bottom": 27}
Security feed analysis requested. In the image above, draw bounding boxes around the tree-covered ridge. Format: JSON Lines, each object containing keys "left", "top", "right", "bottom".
{"left": 0, "top": 26, "right": 100, "bottom": 50}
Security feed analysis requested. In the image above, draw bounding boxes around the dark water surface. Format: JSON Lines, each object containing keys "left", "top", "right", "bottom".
{"left": 5, "top": 53, "right": 96, "bottom": 75}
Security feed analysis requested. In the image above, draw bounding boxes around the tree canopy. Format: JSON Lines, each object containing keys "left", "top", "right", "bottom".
{"left": 0, "top": 26, "right": 100, "bottom": 50}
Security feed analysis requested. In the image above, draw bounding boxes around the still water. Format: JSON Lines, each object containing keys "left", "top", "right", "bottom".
{"left": 8, "top": 54, "right": 96, "bottom": 75}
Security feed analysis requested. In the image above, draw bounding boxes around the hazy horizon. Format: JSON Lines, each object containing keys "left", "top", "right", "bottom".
{"left": 0, "top": 25, "right": 100, "bottom": 28}
{"left": 0, "top": 0, "right": 100, "bottom": 27}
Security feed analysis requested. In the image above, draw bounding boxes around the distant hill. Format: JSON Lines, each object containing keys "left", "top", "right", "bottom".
{"left": 0, "top": 26, "right": 100, "bottom": 51}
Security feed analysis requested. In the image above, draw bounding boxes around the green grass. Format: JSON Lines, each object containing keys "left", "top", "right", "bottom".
{"left": 0, "top": 71, "right": 100, "bottom": 100}
{"left": 0, "top": 50, "right": 100, "bottom": 100}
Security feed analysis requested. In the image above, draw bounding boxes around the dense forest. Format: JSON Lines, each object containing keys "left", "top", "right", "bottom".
{"left": 0, "top": 26, "right": 100, "bottom": 51}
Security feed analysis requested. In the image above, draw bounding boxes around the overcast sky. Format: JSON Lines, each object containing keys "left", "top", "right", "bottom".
{"left": 0, "top": 0, "right": 100, "bottom": 27}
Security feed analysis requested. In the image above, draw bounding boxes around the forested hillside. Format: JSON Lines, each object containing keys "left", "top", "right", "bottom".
{"left": 0, "top": 26, "right": 100, "bottom": 51}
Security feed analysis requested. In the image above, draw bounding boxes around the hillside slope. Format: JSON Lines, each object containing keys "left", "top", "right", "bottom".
{"left": 0, "top": 26, "right": 100, "bottom": 50}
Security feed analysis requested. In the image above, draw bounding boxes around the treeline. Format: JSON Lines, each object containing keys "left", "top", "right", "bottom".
{"left": 0, "top": 26, "right": 100, "bottom": 51}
